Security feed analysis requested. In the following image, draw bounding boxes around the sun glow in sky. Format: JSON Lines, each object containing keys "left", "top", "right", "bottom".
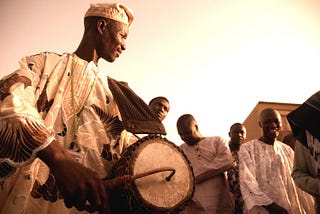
{"left": 1, "top": 0, "right": 320, "bottom": 144}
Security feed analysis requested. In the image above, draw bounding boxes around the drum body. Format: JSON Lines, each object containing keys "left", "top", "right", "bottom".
{"left": 108, "top": 136, "right": 194, "bottom": 214}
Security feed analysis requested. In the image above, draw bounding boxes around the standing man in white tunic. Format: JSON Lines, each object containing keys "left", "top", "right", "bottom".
{"left": 239, "top": 108, "right": 315, "bottom": 214}
{"left": 177, "top": 114, "right": 234, "bottom": 213}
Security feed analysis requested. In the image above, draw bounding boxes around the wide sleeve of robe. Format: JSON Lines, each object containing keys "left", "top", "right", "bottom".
{"left": 0, "top": 53, "right": 58, "bottom": 180}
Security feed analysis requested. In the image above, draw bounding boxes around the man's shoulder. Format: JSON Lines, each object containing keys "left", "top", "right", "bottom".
{"left": 205, "top": 136, "right": 224, "bottom": 141}
{"left": 203, "top": 136, "right": 227, "bottom": 144}
{"left": 246, "top": 138, "right": 257, "bottom": 143}
{"left": 24, "top": 52, "right": 68, "bottom": 73}
{"left": 240, "top": 139, "right": 259, "bottom": 149}
{"left": 179, "top": 142, "right": 188, "bottom": 148}
{"left": 276, "top": 140, "right": 294, "bottom": 152}
{"left": 27, "top": 51, "right": 65, "bottom": 61}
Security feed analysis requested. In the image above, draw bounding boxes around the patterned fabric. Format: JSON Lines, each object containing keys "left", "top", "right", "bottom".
{"left": 0, "top": 52, "right": 124, "bottom": 213}
{"left": 107, "top": 77, "right": 166, "bottom": 135}
{"left": 227, "top": 150, "right": 244, "bottom": 214}
{"left": 180, "top": 137, "right": 234, "bottom": 214}
{"left": 239, "top": 139, "right": 315, "bottom": 214}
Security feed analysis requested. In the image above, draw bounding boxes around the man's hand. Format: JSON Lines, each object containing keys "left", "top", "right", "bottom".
{"left": 104, "top": 175, "right": 132, "bottom": 191}
{"left": 38, "top": 140, "right": 109, "bottom": 213}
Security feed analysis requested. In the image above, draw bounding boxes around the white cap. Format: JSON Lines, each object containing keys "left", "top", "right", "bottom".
{"left": 85, "top": 3, "right": 134, "bottom": 26}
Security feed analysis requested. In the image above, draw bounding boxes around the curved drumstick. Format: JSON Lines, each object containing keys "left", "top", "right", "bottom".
{"left": 104, "top": 167, "right": 176, "bottom": 190}
{"left": 132, "top": 167, "right": 176, "bottom": 181}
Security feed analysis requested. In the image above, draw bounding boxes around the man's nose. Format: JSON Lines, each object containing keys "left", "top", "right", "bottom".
{"left": 121, "top": 42, "right": 126, "bottom": 50}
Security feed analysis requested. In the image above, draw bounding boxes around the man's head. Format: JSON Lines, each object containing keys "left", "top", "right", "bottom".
{"left": 148, "top": 96, "right": 170, "bottom": 122}
{"left": 229, "top": 123, "right": 246, "bottom": 148}
{"left": 259, "top": 108, "right": 282, "bottom": 142}
{"left": 80, "top": 3, "right": 134, "bottom": 63}
{"left": 177, "top": 114, "right": 203, "bottom": 146}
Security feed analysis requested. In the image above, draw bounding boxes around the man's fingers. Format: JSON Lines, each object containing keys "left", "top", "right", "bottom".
{"left": 55, "top": 163, "right": 109, "bottom": 213}
{"left": 84, "top": 204, "right": 97, "bottom": 213}
{"left": 99, "top": 182, "right": 108, "bottom": 213}
{"left": 86, "top": 179, "right": 108, "bottom": 213}
{"left": 74, "top": 190, "right": 87, "bottom": 211}
{"left": 64, "top": 195, "right": 73, "bottom": 209}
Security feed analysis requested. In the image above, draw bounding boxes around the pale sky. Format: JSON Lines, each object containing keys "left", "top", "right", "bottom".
{"left": 1, "top": 0, "right": 320, "bottom": 145}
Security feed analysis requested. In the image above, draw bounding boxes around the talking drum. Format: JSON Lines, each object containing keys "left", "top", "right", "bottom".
{"left": 108, "top": 135, "right": 195, "bottom": 213}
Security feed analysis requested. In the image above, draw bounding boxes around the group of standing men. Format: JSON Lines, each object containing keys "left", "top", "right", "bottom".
{"left": 177, "top": 108, "right": 316, "bottom": 214}
{"left": 0, "top": 2, "right": 319, "bottom": 214}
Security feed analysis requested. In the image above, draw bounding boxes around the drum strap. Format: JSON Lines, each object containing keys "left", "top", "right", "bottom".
{"left": 107, "top": 77, "right": 166, "bottom": 135}
{"left": 287, "top": 90, "right": 320, "bottom": 147}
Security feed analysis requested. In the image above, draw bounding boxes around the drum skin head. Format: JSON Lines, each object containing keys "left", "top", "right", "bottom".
{"left": 133, "top": 137, "right": 193, "bottom": 209}
{"left": 109, "top": 135, "right": 195, "bottom": 213}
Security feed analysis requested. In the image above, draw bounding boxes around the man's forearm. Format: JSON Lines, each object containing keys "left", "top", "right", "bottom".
{"left": 37, "top": 140, "right": 73, "bottom": 171}
{"left": 195, "top": 162, "right": 233, "bottom": 184}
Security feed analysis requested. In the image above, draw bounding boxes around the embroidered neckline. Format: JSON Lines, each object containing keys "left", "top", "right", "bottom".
{"left": 70, "top": 54, "right": 99, "bottom": 138}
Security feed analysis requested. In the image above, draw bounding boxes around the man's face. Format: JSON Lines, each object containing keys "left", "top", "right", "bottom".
{"left": 98, "top": 20, "right": 129, "bottom": 62}
{"left": 149, "top": 98, "right": 170, "bottom": 121}
{"left": 260, "top": 110, "right": 282, "bottom": 140}
{"left": 229, "top": 124, "right": 247, "bottom": 145}
{"left": 177, "top": 120, "right": 200, "bottom": 146}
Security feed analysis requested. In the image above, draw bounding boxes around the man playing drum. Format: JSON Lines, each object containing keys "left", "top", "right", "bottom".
{"left": 0, "top": 3, "right": 134, "bottom": 214}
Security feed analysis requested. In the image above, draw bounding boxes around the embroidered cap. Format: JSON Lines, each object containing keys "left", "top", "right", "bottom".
{"left": 85, "top": 3, "right": 134, "bottom": 26}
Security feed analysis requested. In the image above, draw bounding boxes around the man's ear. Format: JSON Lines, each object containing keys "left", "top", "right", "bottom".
{"left": 97, "top": 19, "right": 107, "bottom": 34}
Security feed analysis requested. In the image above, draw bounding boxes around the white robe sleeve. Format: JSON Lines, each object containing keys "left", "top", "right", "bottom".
{"left": 239, "top": 142, "right": 273, "bottom": 211}
{"left": 0, "top": 54, "right": 55, "bottom": 180}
